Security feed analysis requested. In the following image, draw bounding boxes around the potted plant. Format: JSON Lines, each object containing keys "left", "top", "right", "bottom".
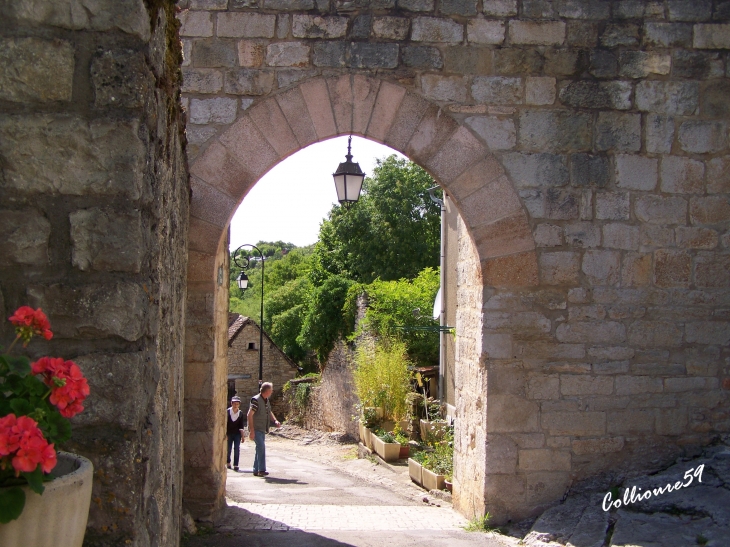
{"left": 418, "top": 397, "right": 448, "bottom": 442}
{"left": 408, "top": 450, "right": 426, "bottom": 486}
{"left": 393, "top": 424, "right": 410, "bottom": 459}
{"left": 0, "top": 307, "right": 93, "bottom": 547}
{"left": 421, "top": 433, "right": 453, "bottom": 493}
{"left": 372, "top": 430, "right": 401, "bottom": 462}
{"left": 357, "top": 406, "right": 379, "bottom": 450}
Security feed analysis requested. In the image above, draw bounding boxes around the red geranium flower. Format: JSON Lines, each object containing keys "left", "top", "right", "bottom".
{"left": 8, "top": 306, "right": 53, "bottom": 344}
{"left": 31, "top": 357, "right": 90, "bottom": 418}
{"left": 0, "top": 414, "right": 57, "bottom": 475}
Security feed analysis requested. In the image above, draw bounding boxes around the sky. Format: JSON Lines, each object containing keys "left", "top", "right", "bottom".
{"left": 229, "top": 136, "right": 406, "bottom": 250}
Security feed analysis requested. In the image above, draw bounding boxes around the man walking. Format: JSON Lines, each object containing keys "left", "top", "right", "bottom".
{"left": 248, "top": 382, "right": 281, "bottom": 477}
{"left": 226, "top": 395, "right": 245, "bottom": 471}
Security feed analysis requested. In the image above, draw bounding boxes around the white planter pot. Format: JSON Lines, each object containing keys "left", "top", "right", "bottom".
{"left": 408, "top": 458, "right": 422, "bottom": 486}
{"left": 0, "top": 451, "right": 93, "bottom": 547}
{"left": 422, "top": 467, "right": 445, "bottom": 491}
{"left": 371, "top": 436, "right": 401, "bottom": 462}
{"left": 419, "top": 419, "right": 447, "bottom": 441}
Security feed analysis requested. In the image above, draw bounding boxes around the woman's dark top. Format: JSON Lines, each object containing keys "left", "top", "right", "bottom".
{"left": 227, "top": 408, "right": 245, "bottom": 435}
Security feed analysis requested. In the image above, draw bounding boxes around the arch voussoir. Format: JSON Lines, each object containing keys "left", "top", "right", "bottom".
{"left": 365, "top": 80, "right": 406, "bottom": 143}
{"left": 472, "top": 211, "right": 535, "bottom": 260}
{"left": 275, "top": 87, "right": 319, "bottom": 149}
{"left": 352, "top": 75, "right": 380, "bottom": 136}
{"left": 405, "top": 104, "right": 460, "bottom": 169}
{"left": 189, "top": 216, "right": 225, "bottom": 255}
{"left": 299, "top": 78, "right": 337, "bottom": 140}
{"left": 189, "top": 176, "right": 238, "bottom": 230}
{"left": 383, "top": 91, "right": 431, "bottom": 152}
{"left": 326, "top": 75, "right": 353, "bottom": 135}
{"left": 219, "top": 115, "right": 281, "bottom": 182}
{"left": 190, "top": 141, "right": 253, "bottom": 201}
{"left": 425, "top": 125, "right": 489, "bottom": 187}
{"left": 249, "top": 97, "right": 300, "bottom": 158}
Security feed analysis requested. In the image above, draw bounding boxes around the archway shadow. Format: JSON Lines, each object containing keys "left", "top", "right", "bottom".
{"left": 182, "top": 503, "right": 355, "bottom": 547}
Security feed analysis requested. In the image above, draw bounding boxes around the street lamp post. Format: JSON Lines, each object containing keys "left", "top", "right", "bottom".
{"left": 233, "top": 244, "right": 264, "bottom": 386}
{"left": 333, "top": 136, "right": 366, "bottom": 207}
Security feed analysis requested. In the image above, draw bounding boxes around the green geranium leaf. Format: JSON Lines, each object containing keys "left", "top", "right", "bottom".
{"left": 9, "top": 398, "right": 33, "bottom": 416}
{"left": 45, "top": 411, "right": 71, "bottom": 444}
{"left": 0, "top": 487, "right": 25, "bottom": 523}
{"left": 22, "top": 467, "right": 45, "bottom": 495}
{"left": 4, "top": 355, "right": 31, "bottom": 376}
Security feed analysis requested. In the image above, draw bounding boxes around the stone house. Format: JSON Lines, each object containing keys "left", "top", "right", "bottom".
{"left": 227, "top": 313, "right": 298, "bottom": 416}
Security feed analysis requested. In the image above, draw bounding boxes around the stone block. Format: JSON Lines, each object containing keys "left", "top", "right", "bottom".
{"left": 601, "top": 22, "right": 639, "bottom": 47}
{"left": 571, "top": 437, "right": 624, "bottom": 455}
{"left": 420, "top": 74, "right": 468, "bottom": 102}
{"left": 0, "top": 115, "right": 145, "bottom": 199}
{"left": 467, "top": 18, "right": 505, "bottom": 44}
{"left": 182, "top": 68, "right": 223, "bottom": 93}
{"left": 564, "top": 222, "right": 600, "bottom": 248}
{"left": 397, "top": 0, "right": 434, "bottom": 10}
{"left": 655, "top": 409, "right": 688, "bottom": 435}
{"left": 595, "top": 192, "right": 630, "bottom": 221}
{"left": 654, "top": 249, "right": 692, "bottom": 288}
{"left": 350, "top": 14, "right": 371, "bottom": 39}
{"left": 685, "top": 321, "right": 730, "bottom": 345}
{"left": 0, "top": 210, "right": 51, "bottom": 265}
{"left": 702, "top": 81, "right": 730, "bottom": 118}
{"left": 690, "top": 196, "right": 730, "bottom": 225}
{"left": 292, "top": 15, "right": 347, "bottom": 38}
{"left": 482, "top": 0, "right": 517, "bottom": 16}
{"left": 372, "top": 16, "right": 410, "bottom": 39}
{"left": 556, "top": 0, "right": 610, "bottom": 19}
{"left": 488, "top": 394, "right": 540, "bottom": 432}
{"left": 660, "top": 156, "right": 705, "bottom": 194}
{"left": 266, "top": 42, "right": 310, "bottom": 67}
{"left": 561, "top": 375, "right": 613, "bottom": 396}
{"left": 349, "top": 43, "right": 400, "bottom": 69}
{"left": 675, "top": 227, "right": 718, "bottom": 249}
{"left": 544, "top": 50, "right": 581, "bottom": 78}
{"left": 482, "top": 251, "right": 539, "bottom": 288}
{"left": 644, "top": 22, "right": 693, "bottom": 47}
{"left": 527, "top": 375, "right": 560, "bottom": 400}
{"left": 582, "top": 251, "right": 622, "bottom": 286}
{"left": 519, "top": 449, "right": 571, "bottom": 472}
{"left": 193, "top": 40, "right": 237, "bottom": 67}
{"left": 192, "top": 0, "right": 228, "bottom": 7}
{"left": 443, "top": 46, "right": 492, "bottom": 74}
{"left": 403, "top": 46, "right": 443, "bottom": 69}
{"left": 621, "top": 253, "right": 652, "bottom": 288}
{"left": 603, "top": 224, "right": 640, "bottom": 251}
{"left": 630, "top": 320, "right": 684, "bottom": 350}
{"left": 619, "top": 51, "right": 671, "bottom": 78}
{"left": 566, "top": 20, "right": 599, "bottom": 46}
{"left": 312, "top": 42, "right": 346, "bottom": 67}
{"left": 0, "top": 38, "right": 74, "bottom": 103}
{"left": 179, "top": 10, "right": 213, "bottom": 37}
{"left": 264, "top": 0, "right": 314, "bottom": 8}
{"left": 28, "top": 283, "right": 147, "bottom": 341}
{"left": 217, "top": 13, "right": 276, "bottom": 38}
{"left": 412, "top": 17, "right": 464, "bottom": 42}
{"left": 645, "top": 114, "right": 675, "bottom": 154}
{"left": 70, "top": 208, "right": 143, "bottom": 272}
{"left": 521, "top": 0, "right": 557, "bottom": 18}
{"left": 606, "top": 410, "right": 654, "bottom": 433}
{"left": 615, "top": 375, "right": 663, "bottom": 396}
{"left": 678, "top": 121, "right": 727, "bottom": 154}
{"left": 559, "top": 81, "right": 632, "bottom": 111}
{"left": 570, "top": 154, "right": 608, "bottom": 190}
{"left": 636, "top": 81, "right": 699, "bottom": 115}
{"left": 539, "top": 252, "right": 580, "bottom": 285}
{"left": 635, "top": 195, "right": 687, "bottom": 225}
{"left": 464, "top": 116, "right": 515, "bottom": 150}
{"left": 669, "top": 0, "right": 712, "bottom": 21}
{"left": 518, "top": 110, "right": 592, "bottom": 152}
{"left": 534, "top": 224, "right": 563, "bottom": 247}
{"left": 596, "top": 112, "right": 640, "bottom": 152}
{"left": 237, "top": 41, "right": 265, "bottom": 67}
{"left": 673, "top": 51, "right": 725, "bottom": 79}
{"left": 541, "top": 411, "right": 605, "bottom": 436}
{"left": 494, "top": 49, "right": 544, "bottom": 75}
{"left": 525, "top": 77, "right": 556, "bottom": 106}
{"left": 189, "top": 97, "right": 238, "bottom": 124}
{"left": 471, "top": 77, "right": 522, "bottom": 104}
{"left": 664, "top": 377, "right": 717, "bottom": 392}
{"left": 500, "top": 153, "right": 569, "bottom": 188}
{"left": 694, "top": 253, "right": 730, "bottom": 288}
{"left": 589, "top": 49, "right": 618, "bottom": 78}
{"left": 509, "top": 21, "right": 565, "bottom": 45}
{"left": 614, "top": 154, "right": 658, "bottom": 191}
{"left": 224, "top": 69, "right": 274, "bottom": 95}
{"left": 440, "top": 0, "right": 477, "bottom": 16}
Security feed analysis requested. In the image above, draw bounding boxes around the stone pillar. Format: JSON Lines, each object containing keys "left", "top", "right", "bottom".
{"left": 0, "top": 1, "right": 188, "bottom": 545}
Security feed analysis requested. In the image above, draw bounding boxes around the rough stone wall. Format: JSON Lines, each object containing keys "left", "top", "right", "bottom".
{"left": 302, "top": 342, "right": 360, "bottom": 438}
{"left": 227, "top": 319, "right": 299, "bottom": 415}
{"left": 0, "top": 1, "right": 189, "bottom": 545}
{"left": 179, "top": 0, "right": 730, "bottom": 525}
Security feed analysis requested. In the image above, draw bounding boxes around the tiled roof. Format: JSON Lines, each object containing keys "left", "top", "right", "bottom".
{"left": 228, "top": 314, "right": 250, "bottom": 342}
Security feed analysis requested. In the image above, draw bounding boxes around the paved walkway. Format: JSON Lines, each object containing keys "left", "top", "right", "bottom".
{"left": 184, "top": 433, "right": 511, "bottom": 547}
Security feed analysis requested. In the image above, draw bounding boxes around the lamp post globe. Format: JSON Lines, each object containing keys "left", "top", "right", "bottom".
{"left": 236, "top": 271, "right": 249, "bottom": 291}
{"left": 333, "top": 136, "right": 365, "bottom": 206}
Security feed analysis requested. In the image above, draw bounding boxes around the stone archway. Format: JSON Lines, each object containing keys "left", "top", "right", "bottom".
{"left": 182, "top": 74, "right": 538, "bottom": 522}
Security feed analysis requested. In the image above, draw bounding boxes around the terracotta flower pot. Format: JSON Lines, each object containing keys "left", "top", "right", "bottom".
{"left": 0, "top": 452, "right": 93, "bottom": 547}
{"left": 399, "top": 445, "right": 410, "bottom": 459}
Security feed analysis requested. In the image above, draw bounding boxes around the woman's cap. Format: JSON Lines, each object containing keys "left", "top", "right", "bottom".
{"left": 231, "top": 395, "right": 241, "bottom": 402}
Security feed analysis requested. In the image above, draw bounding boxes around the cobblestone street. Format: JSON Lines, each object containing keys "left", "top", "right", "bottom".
{"left": 183, "top": 432, "right": 511, "bottom": 547}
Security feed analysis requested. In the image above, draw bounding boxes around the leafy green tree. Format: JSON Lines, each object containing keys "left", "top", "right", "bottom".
{"left": 311, "top": 156, "right": 440, "bottom": 284}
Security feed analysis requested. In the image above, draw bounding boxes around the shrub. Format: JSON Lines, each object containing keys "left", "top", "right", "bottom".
{"left": 353, "top": 338, "right": 412, "bottom": 421}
